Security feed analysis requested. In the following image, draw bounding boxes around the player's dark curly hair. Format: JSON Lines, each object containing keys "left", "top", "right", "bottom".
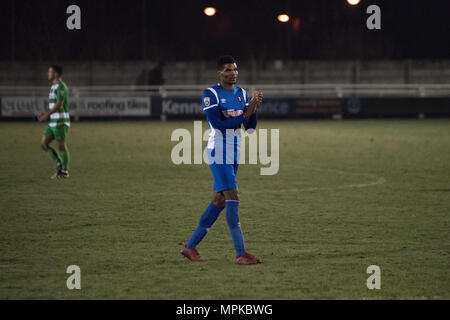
{"left": 50, "top": 65, "right": 63, "bottom": 76}
{"left": 217, "top": 56, "right": 236, "bottom": 70}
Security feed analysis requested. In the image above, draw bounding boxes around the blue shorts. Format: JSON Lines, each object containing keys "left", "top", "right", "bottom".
{"left": 210, "top": 163, "right": 239, "bottom": 192}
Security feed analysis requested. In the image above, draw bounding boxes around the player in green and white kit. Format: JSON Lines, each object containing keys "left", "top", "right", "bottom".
{"left": 38, "top": 65, "right": 70, "bottom": 179}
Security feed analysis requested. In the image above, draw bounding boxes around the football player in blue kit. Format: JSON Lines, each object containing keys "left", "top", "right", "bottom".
{"left": 181, "top": 56, "right": 263, "bottom": 265}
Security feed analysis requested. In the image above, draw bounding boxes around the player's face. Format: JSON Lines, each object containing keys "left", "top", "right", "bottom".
{"left": 218, "top": 63, "right": 238, "bottom": 85}
{"left": 48, "top": 68, "right": 56, "bottom": 81}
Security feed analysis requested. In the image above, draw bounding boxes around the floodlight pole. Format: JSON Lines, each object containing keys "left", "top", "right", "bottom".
{"left": 142, "top": 0, "right": 147, "bottom": 59}
{"left": 11, "top": 0, "right": 15, "bottom": 61}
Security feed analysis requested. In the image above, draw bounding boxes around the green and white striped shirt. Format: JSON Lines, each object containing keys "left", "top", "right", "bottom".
{"left": 48, "top": 80, "right": 70, "bottom": 127}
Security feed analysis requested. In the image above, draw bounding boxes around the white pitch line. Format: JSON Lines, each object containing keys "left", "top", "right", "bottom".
{"left": 148, "top": 166, "right": 386, "bottom": 196}
{"left": 264, "top": 165, "right": 387, "bottom": 193}
{"left": 266, "top": 175, "right": 386, "bottom": 194}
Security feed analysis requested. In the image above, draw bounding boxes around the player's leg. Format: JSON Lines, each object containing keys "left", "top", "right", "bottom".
{"left": 181, "top": 163, "right": 227, "bottom": 262}
{"left": 41, "top": 129, "right": 62, "bottom": 170}
{"left": 209, "top": 163, "right": 247, "bottom": 259}
{"left": 57, "top": 140, "right": 69, "bottom": 173}
{"left": 212, "top": 190, "right": 226, "bottom": 208}
{"left": 55, "top": 126, "right": 70, "bottom": 178}
{"left": 221, "top": 188, "right": 245, "bottom": 256}
{"left": 222, "top": 187, "right": 260, "bottom": 265}
{"left": 185, "top": 190, "right": 225, "bottom": 249}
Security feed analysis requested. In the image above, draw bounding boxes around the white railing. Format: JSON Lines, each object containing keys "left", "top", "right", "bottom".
{"left": 1, "top": 84, "right": 450, "bottom": 98}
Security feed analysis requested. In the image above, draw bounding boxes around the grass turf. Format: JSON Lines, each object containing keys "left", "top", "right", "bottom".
{"left": 0, "top": 119, "right": 449, "bottom": 299}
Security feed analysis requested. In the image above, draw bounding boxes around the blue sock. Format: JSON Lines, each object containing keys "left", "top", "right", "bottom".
{"left": 186, "top": 202, "right": 223, "bottom": 248}
{"left": 225, "top": 200, "right": 245, "bottom": 258}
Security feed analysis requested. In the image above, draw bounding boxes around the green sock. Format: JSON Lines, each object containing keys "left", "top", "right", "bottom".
{"left": 60, "top": 149, "right": 70, "bottom": 172}
{"left": 47, "top": 147, "right": 62, "bottom": 166}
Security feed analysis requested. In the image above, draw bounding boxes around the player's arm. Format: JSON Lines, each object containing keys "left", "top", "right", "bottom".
{"left": 243, "top": 90, "right": 262, "bottom": 130}
{"left": 202, "top": 90, "right": 244, "bottom": 131}
{"left": 38, "top": 87, "right": 64, "bottom": 122}
{"left": 38, "top": 101, "right": 62, "bottom": 122}
{"left": 243, "top": 112, "right": 257, "bottom": 131}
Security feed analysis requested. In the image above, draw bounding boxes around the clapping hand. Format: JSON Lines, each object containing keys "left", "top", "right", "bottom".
{"left": 244, "top": 91, "right": 263, "bottom": 118}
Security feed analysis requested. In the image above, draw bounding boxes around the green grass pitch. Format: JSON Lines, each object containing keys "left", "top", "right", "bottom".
{"left": 0, "top": 119, "right": 449, "bottom": 299}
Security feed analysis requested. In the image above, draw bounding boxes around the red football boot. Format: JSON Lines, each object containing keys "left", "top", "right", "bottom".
{"left": 180, "top": 246, "right": 203, "bottom": 262}
{"left": 235, "top": 252, "right": 261, "bottom": 265}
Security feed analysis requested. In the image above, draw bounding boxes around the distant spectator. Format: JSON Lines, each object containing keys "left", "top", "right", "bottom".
{"left": 148, "top": 61, "right": 164, "bottom": 85}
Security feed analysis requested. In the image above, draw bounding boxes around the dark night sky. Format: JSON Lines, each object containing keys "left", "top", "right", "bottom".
{"left": 0, "top": 0, "right": 449, "bottom": 61}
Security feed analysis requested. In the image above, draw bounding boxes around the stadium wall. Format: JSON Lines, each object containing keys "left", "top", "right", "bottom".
{"left": 1, "top": 60, "right": 450, "bottom": 86}
{"left": 1, "top": 95, "right": 449, "bottom": 119}
{"left": 2, "top": 59, "right": 449, "bottom": 119}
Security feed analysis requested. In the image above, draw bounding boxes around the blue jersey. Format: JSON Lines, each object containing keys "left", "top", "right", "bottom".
{"left": 202, "top": 83, "right": 257, "bottom": 165}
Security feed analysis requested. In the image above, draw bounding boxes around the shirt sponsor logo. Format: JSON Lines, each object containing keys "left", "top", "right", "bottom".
{"left": 222, "top": 109, "right": 243, "bottom": 117}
